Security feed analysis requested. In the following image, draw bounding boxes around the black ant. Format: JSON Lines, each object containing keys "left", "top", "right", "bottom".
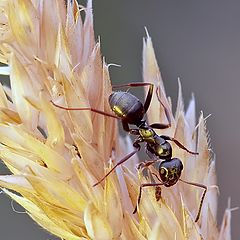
{"left": 51, "top": 82, "right": 207, "bottom": 222}
{"left": 51, "top": 82, "right": 196, "bottom": 180}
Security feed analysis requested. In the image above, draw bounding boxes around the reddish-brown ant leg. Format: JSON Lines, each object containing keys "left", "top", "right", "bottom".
{"left": 161, "top": 135, "right": 199, "bottom": 155}
{"left": 156, "top": 86, "right": 172, "bottom": 127}
{"left": 179, "top": 179, "right": 207, "bottom": 222}
{"left": 112, "top": 82, "right": 154, "bottom": 113}
{"left": 151, "top": 172, "right": 162, "bottom": 183}
{"left": 155, "top": 87, "right": 198, "bottom": 153}
{"left": 51, "top": 101, "right": 141, "bottom": 135}
{"left": 133, "top": 161, "right": 163, "bottom": 213}
{"left": 93, "top": 142, "right": 142, "bottom": 187}
{"left": 114, "top": 83, "right": 172, "bottom": 128}
{"left": 133, "top": 182, "right": 164, "bottom": 214}
{"left": 122, "top": 121, "right": 139, "bottom": 135}
{"left": 112, "top": 82, "right": 153, "bottom": 89}
{"left": 149, "top": 122, "right": 171, "bottom": 130}
{"left": 51, "top": 100, "right": 121, "bottom": 120}
{"left": 112, "top": 83, "right": 171, "bottom": 130}
{"left": 137, "top": 160, "right": 157, "bottom": 170}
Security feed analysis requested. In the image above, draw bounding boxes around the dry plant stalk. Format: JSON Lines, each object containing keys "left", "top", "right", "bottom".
{"left": 0, "top": 0, "right": 232, "bottom": 239}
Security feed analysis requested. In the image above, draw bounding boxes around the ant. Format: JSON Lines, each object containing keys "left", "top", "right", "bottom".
{"left": 51, "top": 82, "right": 207, "bottom": 222}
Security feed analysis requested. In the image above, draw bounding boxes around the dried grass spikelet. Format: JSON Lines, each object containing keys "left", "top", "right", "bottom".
{"left": 0, "top": 0, "right": 232, "bottom": 239}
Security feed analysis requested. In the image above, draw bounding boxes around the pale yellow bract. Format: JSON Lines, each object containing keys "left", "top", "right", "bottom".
{"left": 0, "top": 0, "right": 232, "bottom": 239}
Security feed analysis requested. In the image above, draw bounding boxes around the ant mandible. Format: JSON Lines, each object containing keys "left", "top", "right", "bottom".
{"left": 51, "top": 82, "right": 207, "bottom": 222}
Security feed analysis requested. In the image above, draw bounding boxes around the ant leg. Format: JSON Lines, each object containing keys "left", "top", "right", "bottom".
{"left": 151, "top": 172, "right": 162, "bottom": 183}
{"left": 156, "top": 86, "right": 172, "bottom": 126}
{"left": 136, "top": 162, "right": 163, "bottom": 204}
{"left": 143, "top": 83, "right": 153, "bottom": 113}
{"left": 93, "top": 142, "right": 141, "bottom": 187}
{"left": 137, "top": 160, "right": 156, "bottom": 170}
{"left": 179, "top": 179, "right": 207, "bottom": 222}
{"left": 113, "top": 82, "right": 171, "bottom": 128}
{"left": 112, "top": 82, "right": 153, "bottom": 89}
{"left": 146, "top": 86, "right": 172, "bottom": 130}
{"left": 122, "top": 121, "right": 139, "bottom": 135}
{"left": 133, "top": 181, "right": 164, "bottom": 214}
{"left": 149, "top": 122, "right": 170, "bottom": 130}
{"left": 160, "top": 135, "right": 199, "bottom": 155}
{"left": 137, "top": 160, "right": 162, "bottom": 183}
{"left": 51, "top": 100, "right": 120, "bottom": 120}
{"left": 112, "top": 82, "right": 154, "bottom": 113}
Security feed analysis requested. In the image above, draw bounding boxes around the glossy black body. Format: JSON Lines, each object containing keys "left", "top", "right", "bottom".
{"left": 109, "top": 90, "right": 174, "bottom": 161}
{"left": 109, "top": 91, "right": 145, "bottom": 125}
{"left": 145, "top": 133, "right": 172, "bottom": 160}
{"left": 52, "top": 82, "right": 205, "bottom": 222}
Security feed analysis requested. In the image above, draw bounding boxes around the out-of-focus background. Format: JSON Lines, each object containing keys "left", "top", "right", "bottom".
{"left": 0, "top": 0, "right": 239, "bottom": 239}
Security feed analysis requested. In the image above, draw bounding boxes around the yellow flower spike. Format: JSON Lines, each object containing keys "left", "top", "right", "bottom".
{"left": 0, "top": 0, "right": 233, "bottom": 239}
{"left": 0, "top": 146, "right": 44, "bottom": 175}
{"left": 0, "top": 174, "right": 32, "bottom": 193}
{"left": 174, "top": 114, "right": 187, "bottom": 154}
{"left": 4, "top": 189, "right": 84, "bottom": 240}
{"left": 204, "top": 160, "right": 218, "bottom": 217}
{"left": 81, "top": 45, "right": 103, "bottom": 108}
{"left": 25, "top": 91, "right": 65, "bottom": 148}
{"left": 72, "top": 134, "right": 105, "bottom": 180}
{"left": 143, "top": 33, "right": 174, "bottom": 131}
{"left": 0, "top": 124, "right": 27, "bottom": 150}
{"left": 219, "top": 201, "right": 235, "bottom": 240}
{"left": 6, "top": 125, "right": 72, "bottom": 177}
{"left": 0, "top": 108, "right": 21, "bottom": 124}
{"left": 148, "top": 221, "right": 162, "bottom": 240}
{"left": 104, "top": 174, "right": 123, "bottom": 238}
{"left": 122, "top": 213, "right": 146, "bottom": 240}
{"left": 181, "top": 195, "right": 202, "bottom": 239}
{"left": 100, "top": 62, "right": 118, "bottom": 159}
{"left": 84, "top": 202, "right": 113, "bottom": 240}
{"left": 25, "top": 173, "right": 86, "bottom": 213}
{"left": 60, "top": 71, "right": 93, "bottom": 143}
{"left": 0, "top": 4, "right": 11, "bottom": 49}
{"left": 29, "top": 197, "right": 86, "bottom": 236}
{"left": 8, "top": 0, "right": 37, "bottom": 47}
{"left": 141, "top": 190, "right": 185, "bottom": 240}
{"left": 10, "top": 53, "right": 39, "bottom": 128}
{"left": 205, "top": 207, "right": 220, "bottom": 239}
{"left": 148, "top": 218, "right": 183, "bottom": 240}
{"left": 195, "top": 114, "right": 210, "bottom": 179}
{"left": 55, "top": 24, "right": 72, "bottom": 77}
{"left": 122, "top": 166, "right": 140, "bottom": 209}
{"left": 0, "top": 82, "right": 9, "bottom": 108}
{"left": 71, "top": 157, "right": 105, "bottom": 207}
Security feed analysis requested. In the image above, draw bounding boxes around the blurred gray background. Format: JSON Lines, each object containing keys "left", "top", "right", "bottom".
{"left": 0, "top": 0, "right": 239, "bottom": 239}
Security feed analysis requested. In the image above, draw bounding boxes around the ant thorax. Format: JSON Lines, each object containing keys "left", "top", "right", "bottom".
{"left": 138, "top": 126, "right": 155, "bottom": 142}
{"left": 146, "top": 135, "right": 172, "bottom": 160}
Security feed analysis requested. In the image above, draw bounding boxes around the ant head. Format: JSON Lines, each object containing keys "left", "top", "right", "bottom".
{"left": 159, "top": 158, "right": 183, "bottom": 187}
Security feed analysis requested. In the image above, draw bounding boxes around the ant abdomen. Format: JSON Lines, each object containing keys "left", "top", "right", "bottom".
{"left": 109, "top": 91, "right": 145, "bottom": 124}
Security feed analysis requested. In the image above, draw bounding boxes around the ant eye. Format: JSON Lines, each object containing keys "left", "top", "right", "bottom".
{"left": 160, "top": 167, "right": 167, "bottom": 176}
